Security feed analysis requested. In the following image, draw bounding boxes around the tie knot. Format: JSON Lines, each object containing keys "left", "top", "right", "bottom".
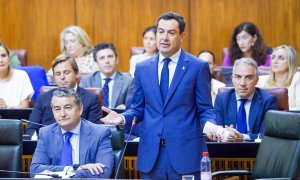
{"left": 240, "top": 99, "right": 248, "bottom": 105}
{"left": 163, "top": 58, "right": 171, "bottom": 65}
{"left": 64, "top": 132, "right": 73, "bottom": 141}
{"left": 104, "top": 78, "right": 111, "bottom": 84}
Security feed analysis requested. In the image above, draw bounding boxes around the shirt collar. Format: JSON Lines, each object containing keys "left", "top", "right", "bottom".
{"left": 61, "top": 120, "right": 81, "bottom": 136}
{"left": 73, "top": 84, "right": 78, "bottom": 92}
{"left": 158, "top": 48, "right": 181, "bottom": 64}
{"left": 100, "top": 72, "right": 116, "bottom": 80}
{"left": 235, "top": 91, "right": 255, "bottom": 101}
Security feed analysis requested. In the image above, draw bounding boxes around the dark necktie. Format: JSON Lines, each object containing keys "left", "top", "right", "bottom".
{"left": 237, "top": 99, "right": 248, "bottom": 134}
{"left": 60, "top": 132, "right": 73, "bottom": 166}
{"left": 160, "top": 58, "right": 171, "bottom": 103}
{"left": 102, "top": 78, "right": 111, "bottom": 107}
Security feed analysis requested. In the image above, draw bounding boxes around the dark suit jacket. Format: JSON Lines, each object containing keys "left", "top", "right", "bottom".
{"left": 25, "top": 87, "right": 101, "bottom": 136}
{"left": 30, "top": 119, "right": 113, "bottom": 178}
{"left": 79, "top": 71, "right": 134, "bottom": 109}
{"left": 122, "top": 50, "right": 215, "bottom": 174}
{"left": 214, "top": 88, "right": 277, "bottom": 140}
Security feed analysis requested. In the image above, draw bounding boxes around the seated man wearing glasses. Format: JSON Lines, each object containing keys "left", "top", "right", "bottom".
{"left": 214, "top": 58, "right": 277, "bottom": 141}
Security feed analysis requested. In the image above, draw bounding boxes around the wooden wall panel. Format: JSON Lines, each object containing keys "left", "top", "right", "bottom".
{"left": 75, "top": 0, "right": 190, "bottom": 72}
{"left": 190, "top": 0, "right": 300, "bottom": 65}
{"left": 0, "top": 0, "right": 75, "bottom": 69}
{"left": 0, "top": 0, "right": 299, "bottom": 71}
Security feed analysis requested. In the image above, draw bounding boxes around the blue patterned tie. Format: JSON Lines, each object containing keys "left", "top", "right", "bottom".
{"left": 237, "top": 99, "right": 248, "bottom": 134}
{"left": 102, "top": 78, "right": 111, "bottom": 107}
{"left": 60, "top": 132, "right": 73, "bottom": 166}
{"left": 160, "top": 58, "right": 171, "bottom": 103}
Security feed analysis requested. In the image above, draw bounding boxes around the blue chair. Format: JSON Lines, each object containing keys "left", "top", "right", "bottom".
{"left": 15, "top": 66, "right": 49, "bottom": 102}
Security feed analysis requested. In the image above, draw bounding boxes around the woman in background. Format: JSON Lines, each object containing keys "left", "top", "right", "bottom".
{"left": 48, "top": 25, "right": 98, "bottom": 81}
{"left": 129, "top": 25, "right": 157, "bottom": 77}
{"left": 198, "top": 50, "right": 225, "bottom": 105}
{"left": 257, "top": 45, "right": 300, "bottom": 110}
{"left": 0, "top": 42, "right": 34, "bottom": 108}
{"left": 222, "top": 22, "right": 270, "bottom": 67}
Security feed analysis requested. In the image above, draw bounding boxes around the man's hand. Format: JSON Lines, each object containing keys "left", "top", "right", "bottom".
{"left": 77, "top": 163, "right": 105, "bottom": 175}
{"left": 100, "top": 106, "right": 124, "bottom": 125}
{"left": 223, "top": 125, "right": 243, "bottom": 142}
{"left": 0, "top": 98, "right": 7, "bottom": 109}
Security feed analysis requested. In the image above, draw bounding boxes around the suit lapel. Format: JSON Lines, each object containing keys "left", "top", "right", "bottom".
{"left": 94, "top": 71, "right": 102, "bottom": 87}
{"left": 111, "top": 72, "right": 123, "bottom": 108}
{"left": 79, "top": 120, "right": 92, "bottom": 164}
{"left": 52, "top": 125, "right": 63, "bottom": 165}
{"left": 248, "top": 90, "right": 261, "bottom": 133}
{"left": 164, "top": 51, "right": 189, "bottom": 107}
{"left": 149, "top": 54, "right": 164, "bottom": 107}
{"left": 228, "top": 90, "right": 238, "bottom": 126}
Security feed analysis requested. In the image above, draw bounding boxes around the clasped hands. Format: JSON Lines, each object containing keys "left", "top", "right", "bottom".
{"left": 207, "top": 125, "right": 244, "bottom": 142}
{"left": 77, "top": 163, "right": 106, "bottom": 175}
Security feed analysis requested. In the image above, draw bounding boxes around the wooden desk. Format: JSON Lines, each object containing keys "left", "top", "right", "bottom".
{"left": 23, "top": 140, "right": 259, "bottom": 179}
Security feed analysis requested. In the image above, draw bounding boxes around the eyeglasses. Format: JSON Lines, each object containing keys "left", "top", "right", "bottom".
{"left": 232, "top": 74, "right": 256, "bottom": 83}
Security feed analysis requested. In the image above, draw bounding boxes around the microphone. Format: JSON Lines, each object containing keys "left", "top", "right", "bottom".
{"left": 21, "top": 119, "right": 46, "bottom": 127}
{"left": 0, "top": 169, "right": 61, "bottom": 178}
{"left": 114, "top": 117, "right": 136, "bottom": 179}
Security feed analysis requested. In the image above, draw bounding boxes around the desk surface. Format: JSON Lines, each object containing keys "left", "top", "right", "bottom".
{"left": 24, "top": 140, "right": 260, "bottom": 158}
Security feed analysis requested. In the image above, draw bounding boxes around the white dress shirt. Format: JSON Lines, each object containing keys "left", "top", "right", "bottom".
{"left": 235, "top": 92, "right": 255, "bottom": 140}
{"left": 158, "top": 49, "right": 181, "bottom": 86}
{"left": 61, "top": 121, "right": 81, "bottom": 166}
{"left": 100, "top": 72, "right": 116, "bottom": 108}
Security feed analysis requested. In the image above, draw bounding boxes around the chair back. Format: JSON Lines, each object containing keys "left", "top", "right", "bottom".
{"left": 15, "top": 66, "right": 49, "bottom": 102}
{"left": 130, "top": 47, "right": 144, "bottom": 56}
{"left": 108, "top": 126, "right": 125, "bottom": 179}
{"left": 40, "top": 86, "right": 103, "bottom": 108}
{"left": 10, "top": 49, "right": 27, "bottom": 66}
{"left": 0, "top": 119, "right": 23, "bottom": 178}
{"left": 212, "top": 68, "right": 224, "bottom": 82}
{"left": 218, "top": 87, "right": 289, "bottom": 111}
{"left": 252, "top": 110, "right": 300, "bottom": 179}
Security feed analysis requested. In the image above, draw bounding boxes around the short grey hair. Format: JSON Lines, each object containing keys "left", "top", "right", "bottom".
{"left": 233, "top": 57, "right": 258, "bottom": 75}
{"left": 51, "top": 87, "right": 82, "bottom": 107}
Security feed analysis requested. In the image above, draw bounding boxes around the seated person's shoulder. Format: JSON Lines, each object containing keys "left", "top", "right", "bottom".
{"left": 120, "top": 71, "right": 133, "bottom": 80}
{"left": 86, "top": 120, "right": 112, "bottom": 135}
{"left": 256, "top": 87, "right": 276, "bottom": 100}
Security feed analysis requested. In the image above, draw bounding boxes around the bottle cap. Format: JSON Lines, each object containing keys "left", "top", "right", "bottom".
{"left": 202, "top": 152, "right": 209, "bottom": 156}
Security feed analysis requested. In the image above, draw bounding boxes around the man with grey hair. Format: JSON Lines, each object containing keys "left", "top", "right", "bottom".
{"left": 214, "top": 57, "right": 277, "bottom": 140}
{"left": 30, "top": 87, "right": 113, "bottom": 178}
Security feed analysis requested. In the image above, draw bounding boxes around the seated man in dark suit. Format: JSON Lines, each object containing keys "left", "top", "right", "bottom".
{"left": 30, "top": 88, "right": 113, "bottom": 178}
{"left": 80, "top": 42, "right": 134, "bottom": 109}
{"left": 214, "top": 58, "right": 277, "bottom": 140}
{"left": 25, "top": 54, "right": 101, "bottom": 136}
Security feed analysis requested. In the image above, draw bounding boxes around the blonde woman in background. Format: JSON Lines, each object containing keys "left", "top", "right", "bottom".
{"left": 0, "top": 42, "right": 34, "bottom": 108}
{"left": 129, "top": 26, "right": 157, "bottom": 77}
{"left": 48, "top": 26, "right": 98, "bottom": 81}
{"left": 257, "top": 45, "right": 300, "bottom": 110}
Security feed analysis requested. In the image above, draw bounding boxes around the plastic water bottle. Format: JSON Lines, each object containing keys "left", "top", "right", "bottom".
{"left": 200, "top": 152, "right": 212, "bottom": 180}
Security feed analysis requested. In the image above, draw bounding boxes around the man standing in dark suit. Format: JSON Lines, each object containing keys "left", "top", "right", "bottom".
{"left": 25, "top": 54, "right": 101, "bottom": 136}
{"left": 30, "top": 88, "right": 113, "bottom": 178}
{"left": 214, "top": 58, "right": 277, "bottom": 140}
{"left": 101, "top": 12, "right": 238, "bottom": 179}
{"left": 80, "top": 42, "right": 134, "bottom": 109}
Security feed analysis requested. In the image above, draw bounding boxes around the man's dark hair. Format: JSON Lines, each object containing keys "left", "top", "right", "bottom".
{"left": 52, "top": 54, "right": 79, "bottom": 74}
{"left": 156, "top": 12, "right": 185, "bottom": 34}
{"left": 93, "top": 42, "right": 118, "bottom": 62}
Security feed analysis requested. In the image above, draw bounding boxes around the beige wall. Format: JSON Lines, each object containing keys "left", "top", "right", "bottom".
{"left": 1, "top": 0, "right": 299, "bottom": 71}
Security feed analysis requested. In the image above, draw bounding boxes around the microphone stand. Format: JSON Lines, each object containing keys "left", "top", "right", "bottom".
{"left": 114, "top": 117, "right": 136, "bottom": 179}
